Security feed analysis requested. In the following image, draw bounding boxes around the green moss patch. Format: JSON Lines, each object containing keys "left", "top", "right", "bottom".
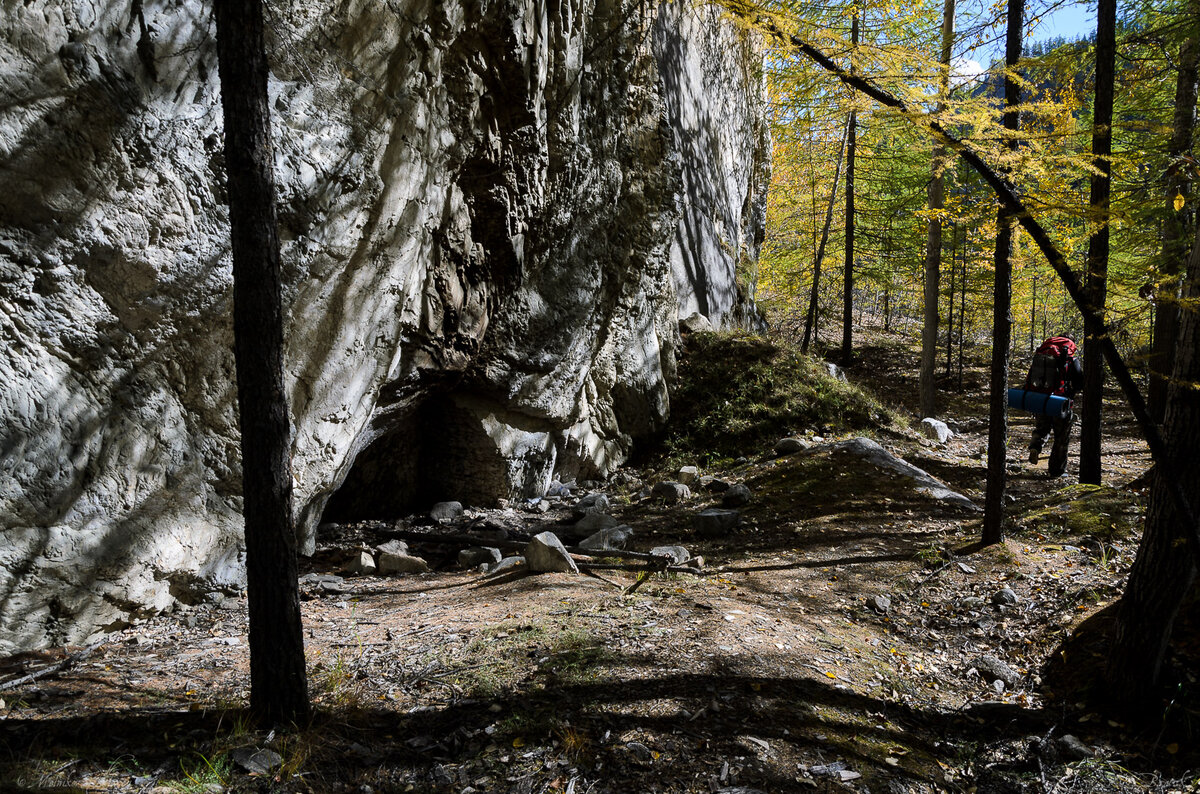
{"left": 653, "top": 331, "right": 900, "bottom": 467}
{"left": 1013, "top": 483, "right": 1143, "bottom": 542}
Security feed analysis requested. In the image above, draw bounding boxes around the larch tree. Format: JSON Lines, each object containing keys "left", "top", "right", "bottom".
{"left": 841, "top": 11, "right": 859, "bottom": 366}
{"left": 919, "top": 0, "right": 955, "bottom": 419}
{"left": 982, "top": 0, "right": 1023, "bottom": 544}
{"left": 214, "top": 0, "right": 310, "bottom": 724}
{"left": 1078, "top": 0, "right": 1117, "bottom": 485}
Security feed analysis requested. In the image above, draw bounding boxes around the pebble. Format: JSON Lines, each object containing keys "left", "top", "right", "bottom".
{"left": 991, "top": 586, "right": 1020, "bottom": 606}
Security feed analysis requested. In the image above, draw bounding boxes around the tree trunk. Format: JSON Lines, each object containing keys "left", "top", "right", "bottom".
{"left": 946, "top": 224, "right": 956, "bottom": 377}
{"left": 1078, "top": 0, "right": 1116, "bottom": 485}
{"left": 803, "top": 120, "right": 849, "bottom": 353}
{"left": 841, "top": 13, "right": 858, "bottom": 366}
{"left": 920, "top": 0, "right": 955, "bottom": 418}
{"left": 214, "top": 0, "right": 310, "bottom": 725}
{"left": 1106, "top": 209, "right": 1200, "bottom": 714}
{"left": 983, "top": 0, "right": 1023, "bottom": 544}
{"left": 1149, "top": 14, "right": 1200, "bottom": 422}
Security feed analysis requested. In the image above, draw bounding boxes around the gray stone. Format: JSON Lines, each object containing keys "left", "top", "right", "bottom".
{"left": 825, "top": 362, "right": 848, "bottom": 382}
{"left": 342, "top": 551, "right": 377, "bottom": 576}
{"left": 774, "top": 437, "right": 811, "bottom": 455}
{"left": 0, "top": 0, "right": 769, "bottom": 654}
{"left": 545, "top": 481, "right": 573, "bottom": 498}
{"left": 676, "top": 465, "right": 700, "bottom": 485}
{"left": 869, "top": 594, "right": 891, "bottom": 613}
{"left": 652, "top": 482, "right": 691, "bottom": 504}
{"left": 679, "top": 312, "right": 714, "bottom": 334}
{"left": 376, "top": 539, "right": 409, "bottom": 556}
{"left": 1056, "top": 734, "right": 1095, "bottom": 760}
{"left": 578, "top": 525, "right": 635, "bottom": 551}
{"left": 572, "top": 493, "right": 610, "bottom": 515}
{"left": 958, "top": 596, "right": 986, "bottom": 611}
{"left": 830, "top": 438, "right": 979, "bottom": 511}
{"left": 649, "top": 545, "right": 691, "bottom": 565}
{"left": 625, "top": 741, "right": 655, "bottom": 765}
{"left": 457, "top": 547, "right": 503, "bottom": 569}
{"left": 991, "top": 587, "right": 1021, "bottom": 606}
{"left": 972, "top": 654, "right": 1022, "bottom": 687}
{"left": 230, "top": 748, "right": 283, "bottom": 776}
{"left": 573, "top": 509, "right": 620, "bottom": 533}
{"left": 524, "top": 532, "right": 579, "bottom": 573}
{"left": 721, "top": 483, "right": 752, "bottom": 507}
{"left": 429, "top": 502, "right": 464, "bottom": 524}
{"left": 919, "top": 417, "right": 954, "bottom": 444}
{"left": 378, "top": 553, "right": 429, "bottom": 575}
{"left": 700, "top": 475, "right": 730, "bottom": 492}
{"left": 694, "top": 508, "right": 740, "bottom": 538}
{"left": 487, "top": 556, "right": 526, "bottom": 576}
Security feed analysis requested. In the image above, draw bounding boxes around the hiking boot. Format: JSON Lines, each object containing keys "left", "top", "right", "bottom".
{"left": 1028, "top": 447, "right": 1040, "bottom": 464}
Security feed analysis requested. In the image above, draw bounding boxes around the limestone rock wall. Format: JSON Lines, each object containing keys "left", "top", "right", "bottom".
{"left": 0, "top": 0, "right": 768, "bottom": 653}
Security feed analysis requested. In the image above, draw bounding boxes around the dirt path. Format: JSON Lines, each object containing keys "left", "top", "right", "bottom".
{"left": 0, "top": 331, "right": 1182, "bottom": 794}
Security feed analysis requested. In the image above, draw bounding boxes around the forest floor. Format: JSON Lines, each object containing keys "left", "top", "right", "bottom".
{"left": 2, "top": 328, "right": 1195, "bottom": 794}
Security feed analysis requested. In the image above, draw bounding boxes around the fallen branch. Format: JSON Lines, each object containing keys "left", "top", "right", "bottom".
{"left": 0, "top": 643, "right": 101, "bottom": 692}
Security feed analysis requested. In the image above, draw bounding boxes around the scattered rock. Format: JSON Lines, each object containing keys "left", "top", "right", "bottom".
{"left": 1057, "top": 734, "right": 1095, "bottom": 760}
{"left": 375, "top": 539, "right": 409, "bottom": 556}
{"left": 679, "top": 312, "right": 714, "bottom": 333}
{"left": 649, "top": 545, "right": 691, "bottom": 565}
{"left": 869, "top": 594, "right": 892, "bottom": 613}
{"left": 573, "top": 509, "right": 620, "bottom": 533}
{"left": 378, "top": 552, "right": 429, "bottom": 575}
{"left": 230, "top": 748, "right": 283, "bottom": 776}
{"left": 991, "top": 587, "right": 1021, "bottom": 606}
{"left": 677, "top": 465, "right": 700, "bottom": 485}
{"left": 524, "top": 532, "right": 579, "bottom": 573}
{"left": 652, "top": 481, "right": 691, "bottom": 504}
{"left": 701, "top": 476, "right": 732, "bottom": 492}
{"left": 694, "top": 508, "right": 740, "bottom": 538}
{"left": 920, "top": 417, "right": 954, "bottom": 444}
{"left": 624, "top": 741, "right": 655, "bottom": 765}
{"left": 458, "top": 547, "right": 503, "bottom": 568}
{"left": 545, "top": 481, "right": 572, "bottom": 498}
{"left": 958, "top": 596, "right": 986, "bottom": 611}
{"left": 298, "top": 573, "right": 346, "bottom": 594}
{"left": 487, "top": 556, "right": 526, "bottom": 576}
{"left": 572, "top": 493, "right": 610, "bottom": 515}
{"left": 972, "top": 654, "right": 1022, "bottom": 687}
{"left": 721, "top": 482, "right": 752, "bottom": 507}
{"left": 429, "top": 501, "right": 464, "bottom": 523}
{"left": 578, "top": 525, "right": 635, "bottom": 551}
{"left": 774, "top": 437, "right": 810, "bottom": 455}
{"left": 342, "top": 551, "right": 377, "bottom": 576}
{"left": 825, "top": 362, "right": 848, "bottom": 382}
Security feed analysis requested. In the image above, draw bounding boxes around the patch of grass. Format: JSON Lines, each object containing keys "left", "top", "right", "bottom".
{"left": 1016, "top": 484, "right": 1142, "bottom": 542}
{"left": 649, "top": 331, "right": 900, "bottom": 467}
{"left": 171, "top": 751, "right": 231, "bottom": 793}
{"left": 450, "top": 622, "right": 615, "bottom": 698}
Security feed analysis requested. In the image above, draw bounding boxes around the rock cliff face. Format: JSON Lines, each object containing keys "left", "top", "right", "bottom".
{"left": 0, "top": 0, "right": 768, "bottom": 653}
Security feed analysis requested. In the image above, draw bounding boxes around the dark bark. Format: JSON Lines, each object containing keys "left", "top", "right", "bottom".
{"left": 1078, "top": 0, "right": 1116, "bottom": 485}
{"left": 841, "top": 13, "right": 858, "bottom": 367}
{"left": 1106, "top": 213, "right": 1200, "bottom": 713}
{"left": 214, "top": 0, "right": 309, "bottom": 725}
{"left": 982, "top": 0, "right": 1022, "bottom": 544}
{"left": 920, "top": 0, "right": 955, "bottom": 418}
{"left": 1149, "top": 18, "right": 1200, "bottom": 422}
{"left": 802, "top": 119, "right": 849, "bottom": 353}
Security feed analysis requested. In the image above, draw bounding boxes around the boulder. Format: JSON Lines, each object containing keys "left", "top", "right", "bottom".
{"left": 578, "top": 525, "right": 635, "bottom": 551}
{"left": 721, "top": 483, "right": 752, "bottom": 507}
{"left": 774, "top": 437, "right": 811, "bottom": 455}
{"left": 572, "top": 493, "right": 610, "bottom": 516}
{"left": 650, "top": 545, "right": 691, "bottom": 565}
{"left": 378, "top": 552, "right": 429, "bottom": 575}
{"left": 676, "top": 466, "right": 700, "bottom": 485}
{"left": 458, "top": 547, "right": 503, "bottom": 569}
{"left": 376, "top": 539, "right": 409, "bottom": 556}
{"left": 0, "top": 0, "right": 769, "bottom": 653}
{"left": 343, "top": 551, "right": 377, "bottom": 576}
{"left": 919, "top": 418, "right": 954, "bottom": 444}
{"left": 652, "top": 482, "right": 691, "bottom": 504}
{"left": 694, "top": 509, "right": 740, "bottom": 538}
{"left": 524, "top": 532, "right": 579, "bottom": 573}
{"left": 429, "top": 502, "right": 464, "bottom": 524}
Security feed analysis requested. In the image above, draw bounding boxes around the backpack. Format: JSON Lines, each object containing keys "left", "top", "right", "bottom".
{"left": 1025, "top": 336, "right": 1077, "bottom": 395}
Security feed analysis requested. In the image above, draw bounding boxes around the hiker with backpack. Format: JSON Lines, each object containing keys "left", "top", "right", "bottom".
{"left": 1025, "top": 335, "right": 1084, "bottom": 477}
